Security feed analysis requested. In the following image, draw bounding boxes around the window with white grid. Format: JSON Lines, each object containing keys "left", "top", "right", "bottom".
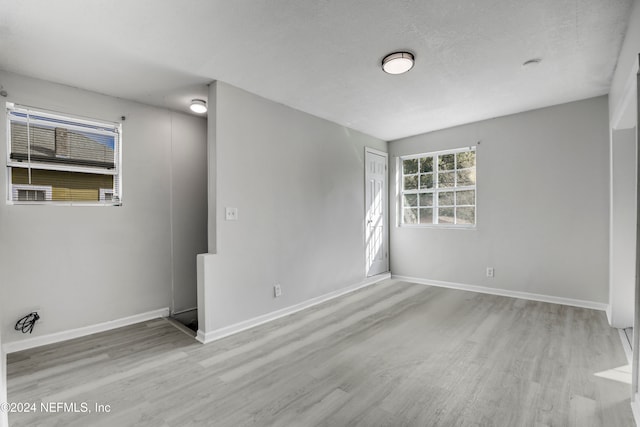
{"left": 400, "top": 147, "right": 476, "bottom": 227}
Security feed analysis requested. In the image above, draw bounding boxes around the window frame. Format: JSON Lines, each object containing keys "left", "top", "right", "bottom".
{"left": 11, "top": 184, "right": 53, "bottom": 202}
{"left": 398, "top": 146, "right": 476, "bottom": 229}
{"left": 99, "top": 188, "right": 114, "bottom": 202}
{"left": 5, "top": 102, "right": 122, "bottom": 206}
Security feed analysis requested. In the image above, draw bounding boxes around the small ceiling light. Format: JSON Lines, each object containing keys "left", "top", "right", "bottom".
{"left": 382, "top": 52, "right": 415, "bottom": 75}
{"left": 522, "top": 58, "right": 542, "bottom": 68}
{"left": 190, "top": 99, "right": 207, "bottom": 114}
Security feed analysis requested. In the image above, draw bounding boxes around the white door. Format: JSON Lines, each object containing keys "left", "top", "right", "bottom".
{"left": 365, "top": 148, "right": 389, "bottom": 276}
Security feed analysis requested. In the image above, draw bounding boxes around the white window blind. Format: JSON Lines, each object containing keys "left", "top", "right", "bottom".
{"left": 6, "top": 103, "right": 121, "bottom": 205}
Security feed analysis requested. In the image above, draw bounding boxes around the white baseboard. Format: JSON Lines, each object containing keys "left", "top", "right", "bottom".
{"left": 618, "top": 328, "right": 633, "bottom": 365}
{"left": 2, "top": 308, "right": 170, "bottom": 354}
{"left": 196, "top": 272, "right": 391, "bottom": 344}
{"left": 0, "top": 347, "right": 7, "bottom": 427}
{"left": 172, "top": 306, "right": 197, "bottom": 315}
{"left": 392, "top": 275, "right": 609, "bottom": 312}
{"left": 196, "top": 329, "right": 207, "bottom": 343}
{"left": 606, "top": 304, "right": 613, "bottom": 325}
{"left": 632, "top": 393, "right": 640, "bottom": 427}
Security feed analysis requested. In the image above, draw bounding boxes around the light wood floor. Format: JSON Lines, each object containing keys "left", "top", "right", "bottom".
{"left": 6, "top": 280, "right": 635, "bottom": 426}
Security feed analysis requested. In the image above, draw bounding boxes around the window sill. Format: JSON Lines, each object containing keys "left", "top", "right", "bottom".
{"left": 7, "top": 201, "right": 122, "bottom": 207}
{"left": 399, "top": 224, "right": 476, "bottom": 230}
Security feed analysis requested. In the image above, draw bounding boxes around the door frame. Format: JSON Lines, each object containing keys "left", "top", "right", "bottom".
{"left": 631, "top": 55, "right": 640, "bottom": 419}
{"left": 364, "top": 147, "right": 389, "bottom": 277}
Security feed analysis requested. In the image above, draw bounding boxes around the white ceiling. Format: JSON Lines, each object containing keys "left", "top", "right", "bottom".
{"left": 0, "top": 0, "right": 633, "bottom": 141}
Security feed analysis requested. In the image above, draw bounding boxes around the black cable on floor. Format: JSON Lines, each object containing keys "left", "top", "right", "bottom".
{"left": 15, "top": 312, "right": 40, "bottom": 334}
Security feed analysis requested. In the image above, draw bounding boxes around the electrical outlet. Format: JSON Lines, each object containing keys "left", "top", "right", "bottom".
{"left": 486, "top": 267, "right": 494, "bottom": 278}
{"left": 225, "top": 207, "right": 238, "bottom": 221}
{"left": 274, "top": 283, "right": 282, "bottom": 298}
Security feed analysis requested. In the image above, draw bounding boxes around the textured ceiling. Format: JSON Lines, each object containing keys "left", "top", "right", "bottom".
{"left": 0, "top": 0, "right": 633, "bottom": 141}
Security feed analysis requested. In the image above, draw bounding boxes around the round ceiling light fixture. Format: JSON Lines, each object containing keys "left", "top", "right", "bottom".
{"left": 190, "top": 99, "right": 207, "bottom": 114}
{"left": 382, "top": 52, "right": 415, "bottom": 75}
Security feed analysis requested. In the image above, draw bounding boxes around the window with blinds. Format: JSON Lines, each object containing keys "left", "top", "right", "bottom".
{"left": 6, "top": 103, "right": 121, "bottom": 205}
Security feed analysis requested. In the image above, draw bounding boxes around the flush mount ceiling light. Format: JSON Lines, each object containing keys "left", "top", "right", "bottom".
{"left": 190, "top": 99, "right": 207, "bottom": 114}
{"left": 382, "top": 52, "right": 415, "bottom": 75}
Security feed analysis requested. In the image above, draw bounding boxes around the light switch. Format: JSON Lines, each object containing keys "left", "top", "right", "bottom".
{"left": 225, "top": 207, "right": 238, "bottom": 221}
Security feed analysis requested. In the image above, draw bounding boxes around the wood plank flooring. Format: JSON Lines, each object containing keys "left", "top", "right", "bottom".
{"left": 6, "top": 280, "right": 635, "bottom": 426}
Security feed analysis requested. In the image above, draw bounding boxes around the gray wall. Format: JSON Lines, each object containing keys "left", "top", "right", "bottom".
{"left": 171, "top": 114, "right": 208, "bottom": 312}
{"left": 609, "top": 128, "right": 636, "bottom": 327}
{"left": 201, "top": 82, "right": 386, "bottom": 331}
{"left": 0, "top": 71, "right": 207, "bottom": 343}
{"left": 0, "top": 321, "right": 5, "bottom": 427}
{"left": 609, "top": 0, "right": 639, "bottom": 126}
{"left": 388, "top": 96, "right": 610, "bottom": 304}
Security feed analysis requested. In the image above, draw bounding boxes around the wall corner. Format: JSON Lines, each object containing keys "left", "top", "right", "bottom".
{"left": 207, "top": 82, "right": 218, "bottom": 254}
